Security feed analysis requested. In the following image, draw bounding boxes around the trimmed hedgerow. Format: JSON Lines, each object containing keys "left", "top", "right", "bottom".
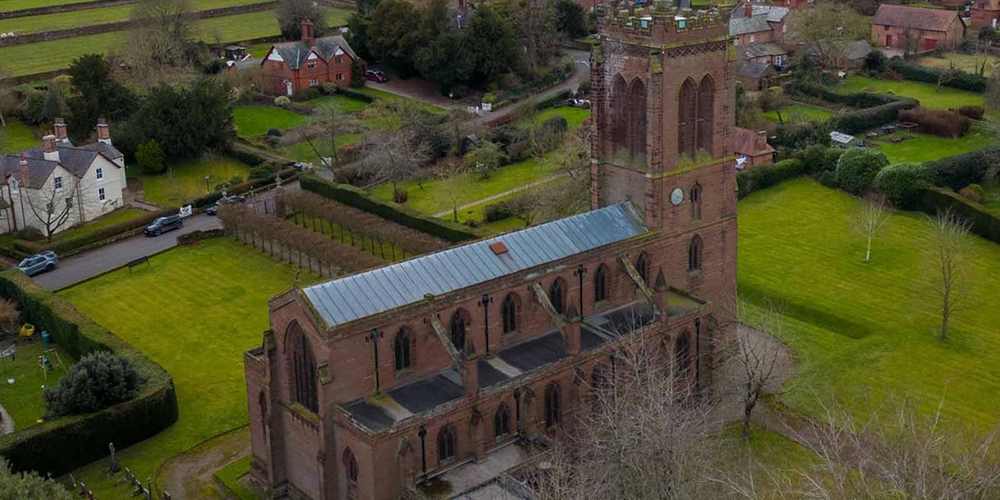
{"left": 190, "top": 167, "right": 299, "bottom": 208}
{"left": 919, "top": 187, "right": 1000, "bottom": 244}
{"left": 0, "top": 270, "right": 176, "bottom": 477}
{"left": 898, "top": 107, "right": 970, "bottom": 138}
{"left": 873, "top": 162, "right": 934, "bottom": 209}
{"left": 887, "top": 59, "right": 987, "bottom": 93}
{"left": 736, "top": 159, "right": 805, "bottom": 199}
{"left": 827, "top": 98, "right": 918, "bottom": 135}
{"left": 835, "top": 148, "right": 889, "bottom": 195}
{"left": 924, "top": 145, "right": 1000, "bottom": 190}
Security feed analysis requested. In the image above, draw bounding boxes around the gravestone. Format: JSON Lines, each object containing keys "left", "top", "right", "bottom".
{"left": 109, "top": 442, "right": 120, "bottom": 474}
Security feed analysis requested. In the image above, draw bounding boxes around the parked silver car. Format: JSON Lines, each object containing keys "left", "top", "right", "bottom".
{"left": 18, "top": 251, "right": 58, "bottom": 276}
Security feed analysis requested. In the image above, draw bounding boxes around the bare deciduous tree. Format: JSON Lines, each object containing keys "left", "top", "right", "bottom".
{"left": 727, "top": 304, "right": 785, "bottom": 438}
{"left": 852, "top": 195, "right": 890, "bottom": 263}
{"left": 361, "top": 129, "right": 429, "bottom": 199}
{"left": 786, "top": 2, "right": 868, "bottom": 69}
{"left": 434, "top": 157, "right": 466, "bottom": 223}
{"left": 122, "top": 0, "right": 194, "bottom": 87}
{"left": 303, "top": 102, "right": 357, "bottom": 176}
{"left": 930, "top": 208, "right": 971, "bottom": 340}
{"left": 23, "top": 174, "right": 98, "bottom": 242}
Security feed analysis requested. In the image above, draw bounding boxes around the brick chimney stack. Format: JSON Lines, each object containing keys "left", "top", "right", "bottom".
{"left": 19, "top": 154, "right": 28, "bottom": 186}
{"left": 757, "top": 130, "right": 767, "bottom": 150}
{"left": 54, "top": 118, "right": 69, "bottom": 143}
{"left": 42, "top": 134, "right": 59, "bottom": 162}
{"left": 96, "top": 118, "right": 112, "bottom": 146}
{"left": 301, "top": 19, "right": 315, "bottom": 46}
{"left": 744, "top": 0, "right": 753, "bottom": 18}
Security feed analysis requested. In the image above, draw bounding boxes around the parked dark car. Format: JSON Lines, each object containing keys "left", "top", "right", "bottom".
{"left": 205, "top": 195, "right": 246, "bottom": 216}
{"left": 144, "top": 215, "right": 183, "bottom": 236}
{"left": 365, "top": 70, "right": 389, "bottom": 83}
{"left": 17, "top": 251, "right": 58, "bottom": 277}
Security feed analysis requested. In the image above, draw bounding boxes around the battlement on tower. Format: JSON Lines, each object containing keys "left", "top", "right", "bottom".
{"left": 596, "top": 3, "right": 730, "bottom": 46}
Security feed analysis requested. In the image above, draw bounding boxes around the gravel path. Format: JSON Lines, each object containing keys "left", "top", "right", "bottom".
{"left": 157, "top": 425, "right": 251, "bottom": 500}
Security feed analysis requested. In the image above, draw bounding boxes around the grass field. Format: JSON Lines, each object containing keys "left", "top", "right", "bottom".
{"left": 984, "top": 184, "right": 1000, "bottom": 213}
{"left": 869, "top": 128, "right": 998, "bottom": 164}
{"left": 356, "top": 87, "right": 447, "bottom": 114}
{"left": 60, "top": 238, "right": 317, "bottom": 498}
{"left": 233, "top": 105, "right": 307, "bottom": 138}
{"left": 370, "top": 155, "right": 559, "bottom": 215}
{"left": 0, "top": 341, "right": 73, "bottom": 431}
{"left": 306, "top": 94, "right": 371, "bottom": 114}
{"left": 0, "top": 8, "right": 352, "bottom": 77}
{"left": 0, "top": 119, "right": 40, "bottom": 153}
{"left": 134, "top": 155, "right": 251, "bottom": 206}
{"left": 0, "top": 0, "right": 93, "bottom": 13}
{"left": 831, "top": 75, "right": 985, "bottom": 110}
{"left": 739, "top": 178, "right": 1000, "bottom": 431}
{"left": 917, "top": 52, "right": 993, "bottom": 74}
{"left": 52, "top": 208, "right": 147, "bottom": 242}
{"left": 763, "top": 103, "right": 835, "bottom": 124}
{"left": 532, "top": 106, "right": 590, "bottom": 131}
{"left": 282, "top": 133, "right": 362, "bottom": 165}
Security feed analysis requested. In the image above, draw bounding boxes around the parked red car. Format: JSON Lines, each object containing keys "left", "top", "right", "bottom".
{"left": 365, "top": 70, "right": 389, "bottom": 83}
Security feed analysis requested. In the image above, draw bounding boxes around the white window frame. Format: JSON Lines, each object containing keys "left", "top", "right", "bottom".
{"left": 96, "top": 167, "right": 104, "bottom": 180}
{"left": 309, "top": 78, "right": 320, "bottom": 87}
{"left": 336, "top": 73, "right": 345, "bottom": 81}
{"left": 98, "top": 188, "right": 106, "bottom": 201}
{"left": 307, "top": 61, "right": 317, "bottom": 69}
{"left": 54, "top": 176, "right": 63, "bottom": 190}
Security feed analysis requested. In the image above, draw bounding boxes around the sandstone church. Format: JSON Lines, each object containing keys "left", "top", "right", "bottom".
{"left": 243, "top": 4, "right": 737, "bottom": 498}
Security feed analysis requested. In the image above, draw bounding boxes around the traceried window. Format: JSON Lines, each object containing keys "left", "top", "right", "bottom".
{"left": 494, "top": 403, "right": 511, "bottom": 438}
{"left": 394, "top": 328, "right": 411, "bottom": 371}
{"left": 549, "top": 278, "right": 567, "bottom": 315}
{"left": 594, "top": 264, "right": 609, "bottom": 303}
{"left": 626, "top": 78, "right": 647, "bottom": 157}
{"left": 678, "top": 78, "right": 697, "bottom": 159}
{"left": 287, "top": 322, "right": 318, "bottom": 413}
{"left": 697, "top": 76, "right": 716, "bottom": 154}
{"left": 502, "top": 293, "right": 520, "bottom": 334}
{"left": 610, "top": 75, "right": 627, "bottom": 154}
{"left": 437, "top": 423, "right": 456, "bottom": 462}
{"left": 450, "top": 309, "right": 470, "bottom": 350}
{"left": 544, "top": 382, "right": 561, "bottom": 428}
{"left": 688, "top": 235, "right": 703, "bottom": 271}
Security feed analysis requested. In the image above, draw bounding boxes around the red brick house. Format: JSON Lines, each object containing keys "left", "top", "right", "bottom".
{"left": 244, "top": 7, "right": 738, "bottom": 500}
{"left": 971, "top": 0, "right": 1000, "bottom": 30}
{"left": 729, "top": 0, "right": 790, "bottom": 45}
{"left": 734, "top": 127, "right": 775, "bottom": 169}
{"left": 871, "top": 4, "right": 965, "bottom": 53}
{"left": 260, "top": 20, "right": 364, "bottom": 96}
{"left": 774, "top": 0, "right": 814, "bottom": 7}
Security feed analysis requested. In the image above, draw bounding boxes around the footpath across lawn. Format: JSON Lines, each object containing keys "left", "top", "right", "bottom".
{"left": 739, "top": 178, "right": 1000, "bottom": 431}
{"left": 59, "top": 237, "right": 318, "bottom": 498}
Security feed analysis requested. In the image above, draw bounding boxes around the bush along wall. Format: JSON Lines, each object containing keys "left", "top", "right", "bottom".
{"left": 0, "top": 270, "right": 177, "bottom": 477}
{"left": 888, "top": 59, "right": 988, "bottom": 93}
{"left": 299, "top": 175, "right": 491, "bottom": 242}
{"left": 919, "top": 187, "right": 1000, "bottom": 244}
{"left": 736, "top": 158, "right": 805, "bottom": 199}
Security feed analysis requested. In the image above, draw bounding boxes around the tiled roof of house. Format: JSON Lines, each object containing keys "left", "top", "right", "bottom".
{"left": 739, "top": 42, "right": 789, "bottom": 59}
{"left": 871, "top": 4, "right": 963, "bottom": 32}
{"left": 1, "top": 140, "right": 121, "bottom": 189}
{"left": 270, "top": 34, "right": 359, "bottom": 70}
{"left": 731, "top": 3, "right": 789, "bottom": 22}
{"left": 0, "top": 155, "right": 55, "bottom": 189}
{"left": 737, "top": 59, "right": 773, "bottom": 78}
{"left": 303, "top": 202, "right": 648, "bottom": 329}
{"left": 735, "top": 127, "right": 776, "bottom": 156}
{"left": 730, "top": 15, "right": 772, "bottom": 36}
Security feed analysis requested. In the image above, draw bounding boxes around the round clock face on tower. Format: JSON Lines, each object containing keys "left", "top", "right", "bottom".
{"left": 670, "top": 188, "right": 684, "bottom": 206}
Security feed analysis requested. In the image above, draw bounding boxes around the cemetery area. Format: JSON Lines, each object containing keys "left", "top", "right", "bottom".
{"left": 738, "top": 179, "right": 1000, "bottom": 432}
{"left": 57, "top": 237, "right": 317, "bottom": 498}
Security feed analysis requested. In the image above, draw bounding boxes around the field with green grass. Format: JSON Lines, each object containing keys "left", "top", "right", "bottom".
{"left": 59, "top": 238, "right": 317, "bottom": 498}
{"left": 134, "top": 155, "right": 251, "bottom": 206}
{"left": 52, "top": 208, "right": 147, "bottom": 242}
{"left": 983, "top": 184, "right": 1000, "bottom": 214}
{"left": 356, "top": 86, "right": 447, "bottom": 114}
{"left": 532, "top": 106, "right": 590, "bottom": 131}
{"left": 0, "top": 119, "right": 40, "bottom": 153}
{"left": 306, "top": 94, "right": 371, "bottom": 114}
{"left": 0, "top": 341, "right": 73, "bottom": 430}
{"left": 233, "top": 105, "right": 307, "bottom": 138}
{"left": 215, "top": 455, "right": 258, "bottom": 500}
{"left": 831, "top": 75, "right": 985, "bottom": 110}
{"left": 370, "top": 155, "right": 559, "bottom": 215}
{"left": 870, "top": 128, "right": 998, "bottom": 164}
{"left": 917, "top": 52, "right": 992, "bottom": 74}
{"left": 0, "top": 0, "right": 93, "bottom": 13}
{"left": 282, "top": 134, "right": 362, "bottom": 165}
{"left": 740, "top": 178, "right": 1000, "bottom": 431}
{"left": 763, "top": 103, "right": 834, "bottom": 124}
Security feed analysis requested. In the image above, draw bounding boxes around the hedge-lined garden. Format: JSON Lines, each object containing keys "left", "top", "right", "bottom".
{"left": 0, "top": 270, "right": 177, "bottom": 478}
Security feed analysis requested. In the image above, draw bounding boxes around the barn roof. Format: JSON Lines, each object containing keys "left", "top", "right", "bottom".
{"left": 303, "top": 202, "right": 648, "bottom": 329}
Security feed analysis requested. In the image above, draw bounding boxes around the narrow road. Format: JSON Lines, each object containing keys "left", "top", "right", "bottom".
{"left": 432, "top": 173, "right": 567, "bottom": 218}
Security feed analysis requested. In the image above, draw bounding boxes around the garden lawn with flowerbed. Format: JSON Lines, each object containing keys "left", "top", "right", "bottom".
{"left": 763, "top": 103, "right": 835, "bottom": 124}
{"left": 306, "top": 94, "right": 371, "bottom": 113}
{"left": 58, "top": 237, "right": 318, "bottom": 498}
{"left": 133, "top": 155, "right": 252, "bottom": 207}
{"left": 234, "top": 105, "right": 307, "bottom": 138}
{"left": 868, "top": 128, "right": 998, "bottom": 164}
{"left": 0, "top": 341, "right": 73, "bottom": 431}
{"left": 739, "top": 178, "right": 1000, "bottom": 431}
{"left": 0, "top": 120, "right": 40, "bottom": 154}
{"left": 830, "top": 76, "right": 984, "bottom": 110}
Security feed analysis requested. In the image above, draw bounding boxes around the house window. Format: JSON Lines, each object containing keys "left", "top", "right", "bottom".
{"left": 450, "top": 309, "right": 470, "bottom": 351}
{"left": 690, "top": 183, "right": 702, "bottom": 221}
{"left": 594, "top": 264, "right": 609, "bottom": 303}
{"left": 549, "top": 278, "right": 567, "bottom": 315}
{"left": 337, "top": 73, "right": 345, "bottom": 81}
{"left": 394, "top": 328, "right": 411, "bottom": 371}
{"left": 544, "top": 382, "right": 561, "bottom": 428}
{"left": 54, "top": 176, "right": 63, "bottom": 190}
{"left": 437, "top": 423, "right": 456, "bottom": 463}
{"left": 307, "top": 61, "right": 317, "bottom": 69}
{"left": 494, "top": 403, "right": 511, "bottom": 438}
{"left": 635, "top": 251, "right": 649, "bottom": 285}
{"left": 98, "top": 188, "right": 106, "bottom": 201}
{"left": 287, "top": 322, "right": 318, "bottom": 413}
{"left": 343, "top": 448, "right": 358, "bottom": 485}
{"left": 675, "top": 330, "right": 692, "bottom": 376}
{"left": 336, "top": 55, "right": 343, "bottom": 64}
{"left": 96, "top": 168, "right": 103, "bottom": 180}
{"left": 688, "top": 235, "right": 703, "bottom": 271}
{"left": 309, "top": 78, "right": 320, "bottom": 87}
{"left": 750, "top": 35, "right": 755, "bottom": 43}
{"left": 502, "top": 293, "right": 519, "bottom": 334}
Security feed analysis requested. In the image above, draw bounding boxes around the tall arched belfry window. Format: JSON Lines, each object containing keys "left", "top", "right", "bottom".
{"left": 697, "top": 76, "right": 715, "bottom": 154}
{"left": 287, "top": 322, "right": 318, "bottom": 413}
{"left": 678, "top": 78, "right": 697, "bottom": 159}
{"left": 627, "top": 78, "right": 647, "bottom": 158}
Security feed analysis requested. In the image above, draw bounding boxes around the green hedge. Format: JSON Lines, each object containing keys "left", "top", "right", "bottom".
{"left": 0, "top": 270, "right": 177, "bottom": 477}
{"left": 919, "top": 187, "right": 1000, "bottom": 243}
{"left": 177, "top": 229, "right": 225, "bottom": 246}
{"left": 536, "top": 90, "right": 572, "bottom": 111}
{"left": 736, "top": 159, "right": 805, "bottom": 199}
{"left": 786, "top": 81, "right": 901, "bottom": 108}
{"left": 888, "top": 59, "right": 987, "bottom": 93}
{"left": 13, "top": 208, "right": 178, "bottom": 257}
{"left": 827, "top": 98, "right": 918, "bottom": 135}
{"left": 335, "top": 87, "right": 376, "bottom": 104}
{"left": 227, "top": 148, "right": 268, "bottom": 168}
{"left": 299, "top": 175, "right": 489, "bottom": 242}
{"left": 924, "top": 144, "right": 1000, "bottom": 191}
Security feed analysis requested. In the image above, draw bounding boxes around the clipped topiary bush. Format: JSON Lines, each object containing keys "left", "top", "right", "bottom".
{"left": 836, "top": 148, "right": 889, "bottom": 195}
{"left": 483, "top": 201, "right": 512, "bottom": 222}
{"left": 43, "top": 351, "right": 147, "bottom": 418}
{"left": 873, "top": 162, "right": 934, "bottom": 208}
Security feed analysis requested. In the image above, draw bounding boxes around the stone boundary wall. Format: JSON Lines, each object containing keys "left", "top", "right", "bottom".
{"left": 0, "top": 0, "right": 135, "bottom": 20}
{"left": 0, "top": 0, "right": 278, "bottom": 47}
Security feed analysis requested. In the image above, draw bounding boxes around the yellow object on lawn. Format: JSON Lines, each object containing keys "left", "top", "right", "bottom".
{"left": 19, "top": 323, "right": 35, "bottom": 337}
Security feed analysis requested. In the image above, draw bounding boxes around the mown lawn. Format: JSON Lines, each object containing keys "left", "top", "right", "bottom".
{"left": 233, "top": 105, "right": 307, "bottom": 138}
{"left": 763, "top": 103, "right": 834, "bottom": 124}
{"left": 281, "top": 133, "right": 363, "bottom": 165}
{"left": 356, "top": 86, "right": 447, "bottom": 114}
{"left": 739, "top": 178, "right": 1000, "bottom": 431}
{"left": 532, "top": 106, "right": 590, "bottom": 131}
{"left": 60, "top": 238, "right": 318, "bottom": 498}
{"left": 0, "top": 119, "right": 40, "bottom": 153}
{"left": 369, "top": 155, "right": 559, "bottom": 215}
{"left": 134, "top": 155, "right": 251, "bottom": 206}
{"left": 0, "top": 342, "right": 73, "bottom": 431}
{"left": 983, "top": 184, "right": 1000, "bottom": 214}
{"left": 52, "top": 208, "right": 147, "bottom": 242}
{"left": 0, "top": 0, "right": 92, "bottom": 13}
{"left": 215, "top": 455, "right": 258, "bottom": 500}
{"left": 306, "top": 94, "right": 371, "bottom": 114}
{"left": 830, "top": 75, "right": 985, "bottom": 110}
{"left": 869, "top": 128, "right": 998, "bottom": 164}
{"left": 917, "top": 52, "right": 992, "bottom": 74}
